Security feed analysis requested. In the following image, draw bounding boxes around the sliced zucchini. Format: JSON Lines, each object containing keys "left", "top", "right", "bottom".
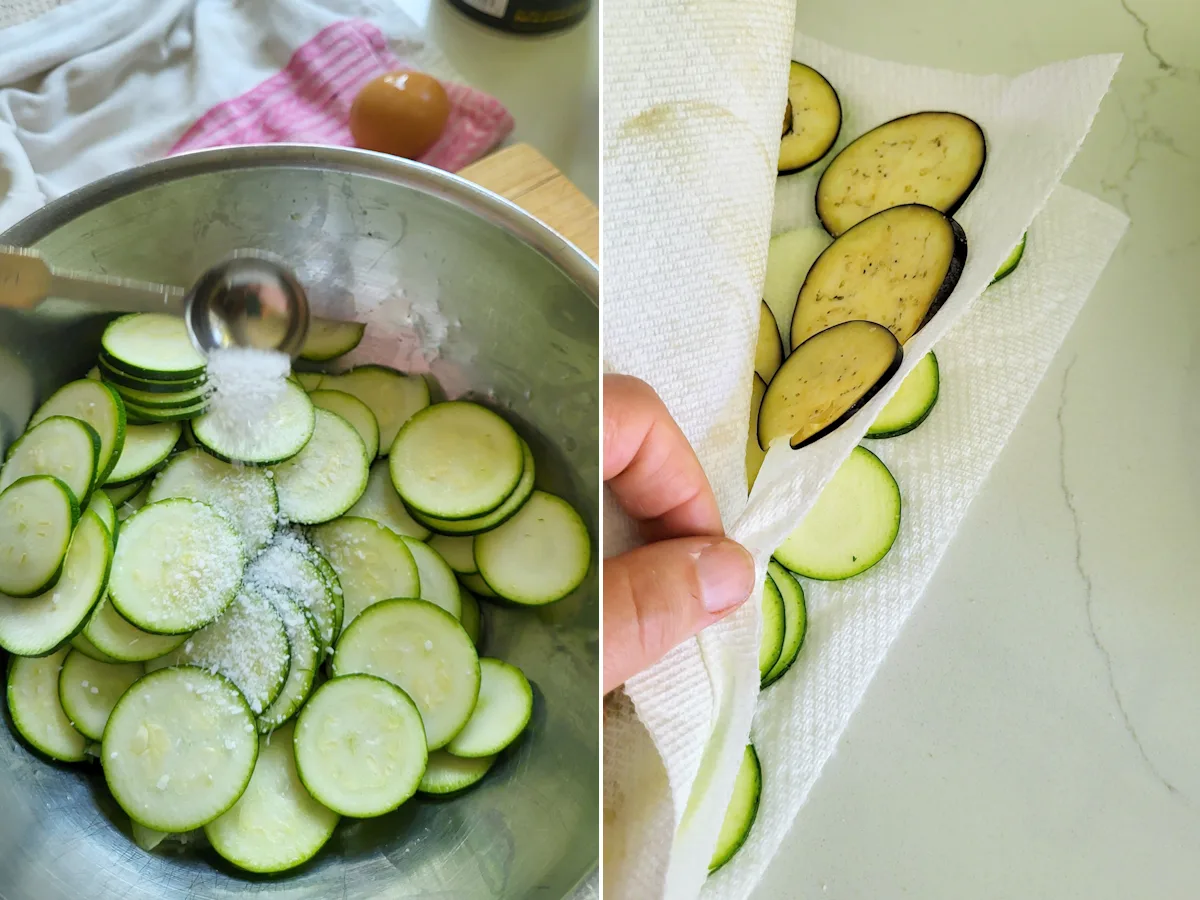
{"left": 292, "top": 674, "right": 427, "bottom": 817}
{"left": 992, "top": 231, "right": 1027, "bottom": 283}
{"left": 205, "top": 720, "right": 340, "bottom": 873}
{"left": 103, "top": 478, "right": 146, "bottom": 507}
{"left": 8, "top": 649, "right": 88, "bottom": 762}
{"left": 755, "top": 301, "right": 783, "bottom": 383}
{"left": 746, "top": 374, "right": 767, "bottom": 492}
{"left": 816, "top": 111, "right": 986, "bottom": 236}
{"left": 124, "top": 398, "right": 209, "bottom": 424}
{"left": 86, "top": 490, "right": 117, "bottom": 537}
{"left": 345, "top": 460, "right": 432, "bottom": 540}
{"left": 419, "top": 749, "right": 495, "bottom": 795}
{"left": 295, "top": 372, "right": 325, "bottom": 392}
{"left": 102, "top": 666, "right": 258, "bottom": 832}
{"left": 759, "top": 321, "right": 902, "bottom": 450}
{"left": 459, "top": 572, "right": 498, "bottom": 599}
{"left": 109, "top": 498, "right": 244, "bottom": 634}
{"left": 474, "top": 491, "right": 591, "bottom": 606}
{"left": 245, "top": 533, "right": 342, "bottom": 655}
{"left": 790, "top": 204, "right": 967, "bottom": 350}
{"left": 1, "top": 415, "right": 99, "bottom": 502}
{"left": 429, "top": 534, "right": 477, "bottom": 575}
{"left": 866, "top": 352, "right": 940, "bottom": 439}
{"left": 332, "top": 598, "right": 480, "bottom": 750}
{"left": 299, "top": 318, "right": 366, "bottom": 362}
{"left": 778, "top": 62, "right": 841, "bottom": 174}
{"left": 409, "top": 441, "right": 536, "bottom": 536}
{"left": 761, "top": 562, "right": 807, "bottom": 688}
{"left": 83, "top": 597, "right": 189, "bottom": 663}
{"left": 774, "top": 445, "right": 901, "bottom": 580}
{"left": 148, "top": 448, "right": 278, "bottom": 558}
{"left": 273, "top": 409, "right": 370, "bottom": 525}
{"left": 101, "top": 313, "right": 206, "bottom": 380}
{"left": 458, "top": 588, "right": 484, "bottom": 649}
{"left": 29, "top": 379, "right": 126, "bottom": 484}
{"left": 191, "top": 381, "right": 315, "bottom": 465}
{"left": 57, "top": 650, "right": 143, "bottom": 742}
{"left": 256, "top": 593, "right": 320, "bottom": 732}
{"left": 322, "top": 365, "right": 430, "bottom": 456}
{"left": 104, "top": 423, "right": 180, "bottom": 486}
{"left": 390, "top": 401, "right": 523, "bottom": 520}
{"left": 107, "top": 380, "right": 211, "bottom": 410}
{"left": 762, "top": 227, "right": 831, "bottom": 346}
{"left": 308, "top": 517, "right": 419, "bottom": 634}
{"left": 446, "top": 658, "right": 532, "bottom": 758}
{"left": 758, "top": 575, "right": 785, "bottom": 683}
{"left": 403, "top": 537, "right": 462, "bottom": 619}
{"left": 0, "top": 475, "right": 80, "bottom": 597}
{"left": 148, "top": 589, "right": 290, "bottom": 716}
{"left": 115, "top": 481, "right": 152, "bottom": 521}
{"left": 98, "top": 357, "right": 207, "bottom": 394}
{"left": 309, "top": 389, "right": 380, "bottom": 459}
{"left": 71, "top": 630, "right": 121, "bottom": 663}
{"left": 708, "top": 744, "right": 762, "bottom": 873}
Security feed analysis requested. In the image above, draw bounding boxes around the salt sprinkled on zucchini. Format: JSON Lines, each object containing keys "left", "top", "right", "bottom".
{"left": 203, "top": 347, "right": 292, "bottom": 444}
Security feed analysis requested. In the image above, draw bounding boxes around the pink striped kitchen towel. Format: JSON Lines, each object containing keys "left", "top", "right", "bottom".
{"left": 169, "top": 19, "right": 513, "bottom": 172}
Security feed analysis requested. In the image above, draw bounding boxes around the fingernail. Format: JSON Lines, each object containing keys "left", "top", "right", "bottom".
{"left": 696, "top": 540, "right": 755, "bottom": 614}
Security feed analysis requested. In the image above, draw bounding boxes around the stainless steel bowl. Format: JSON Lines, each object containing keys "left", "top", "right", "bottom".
{"left": 0, "top": 145, "right": 598, "bottom": 900}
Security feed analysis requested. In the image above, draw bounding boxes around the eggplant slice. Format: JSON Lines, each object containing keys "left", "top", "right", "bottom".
{"left": 816, "top": 111, "right": 985, "bottom": 236}
{"left": 755, "top": 300, "right": 783, "bottom": 382}
{"left": 759, "top": 320, "right": 902, "bottom": 450}
{"left": 746, "top": 373, "right": 768, "bottom": 491}
{"left": 779, "top": 62, "right": 842, "bottom": 175}
{"left": 790, "top": 204, "right": 967, "bottom": 350}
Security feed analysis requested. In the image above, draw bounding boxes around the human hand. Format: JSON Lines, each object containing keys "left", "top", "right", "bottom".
{"left": 603, "top": 375, "right": 756, "bottom": 693}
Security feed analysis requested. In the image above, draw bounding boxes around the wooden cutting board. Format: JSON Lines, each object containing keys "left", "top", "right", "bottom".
{"left": 460, "top": 144, "right": 598, "bottom": 263}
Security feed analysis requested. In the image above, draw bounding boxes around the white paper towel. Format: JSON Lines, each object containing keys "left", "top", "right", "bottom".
{"left": 603, "top": 8, "right": 1125, "bottom": 897}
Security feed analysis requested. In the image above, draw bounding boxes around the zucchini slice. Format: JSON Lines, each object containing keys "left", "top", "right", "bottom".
{"left": 295, "top": 372, "right": 325, "bottom": 392}
{"left": 191, "top": 380, "right": 314, "bottom": 466}
{"left": 102, "top": 666, "right": 258, "bottom": 832}
{"left": 346, "top": 460, "right": 432, "bottom": 540}
{"left": 409, "top": 440, "right": 536, "bottom": 536}
{"left": 309, "top": 389, "right": 380, "bottom": 459}
{"left": 458, "top": 588, "right": 485, "bottom": 650}
{"left": 402, "top": 536, "right": 463, "bottom": 619}
{"left": 762, "top": 227, "right": 831, "bottom": 347}
{"left": 758, "top": 575, "right": 785, "bottom": 683}
{"left": 773, "top": 445, "right": 901, "bottom": 580}
{"left": 307, "top": 516, "right": 419, "bottom": 634}
{"left": 86, "top": 490, "right": 117, "bottom": 537}
{"left": 101, "top": 313, "right": 206, "bottom": 380}
{"left": 298, "top": 318, "right": 366, "bottom": 362}
{"left": 123, "top": 398, "right": 209, "bottom": 424}
{"left": 755, "top": 300, "right": 783, "bottom": 383}
{"left": 790, "top": 204, "right": 967, "bottom": 350}
{"left": 321, "top": 365, "right": 430, "bottom": 456}
{"left": 419, "top": 749, "right": 495, "bottom": 795}
{"left": 70, "top": 629, "right": 120, "bottom": 663}
{"left": 0, "top": 415, "right": 99, "bottom": 502}
{"left": 107, "top": 380, "right": 211, "bottom": 410}
{"left": 109, "top": 498, "right": 244, "bottom": 634}
{"left": 104, "top": 423, "right": 180, "bottom": 486}
{"left": 761, "top": 562, "right": 807, "bottom": 688}
{"left": 866, "top": 352, "right": 940, "bottom": 439}
{"left": 148, "top": 448, "right": 278, "bottom": 558}
{"left": 709, "top": 744, "right": 762, "bottom": 873}
{"left": 205, "top": 720, "right": 340, "bottom": 873}
{"left": 256, "top": 594, "right": 320, "bottom": 732}
{"left": 759, "top": 321, "right": 902, "bottom": 449}
{"left": 473, "top": 491, "right": 592, "bottom": 606}
{"left": 390, "top": 401, "right": 524, "bottom": 520}
{"left": 816, "top": 111, "right": 986, "bottom": 236}
{"left": 459, "top": 572, "right": 498, "bottom": 599}
{"left": 8, "top": 649, "right": 89, "bottom": 763}
{"left": 446, "top": 658, "right": 532, "bottom": 758}
{"left": 245, "top": 533, "right": 343, "bottom": 655}
{"left": 292, "top": 674, "right": 428, "bottom": 817}
{"left": 57, "top": 650, "right": 143, "bottom": 742}
{"left": 428, "top": 534, "right": 478, "bottom": 575}
{"left": 992, "top": 231, "right": 1027, "bottom": 283}
{"left": 332, "top": 598, "right": 480, "bottom": 750}
{"left": 0, "top": 475, "right": 80, "bottom": 597}
{"left": 29, "top": 379, "right": 126, "bottom": 485}
{"left": 778, "top": 62, "right": 841, "bottom": 174}
{"left": 103, "top": 478, "right": 146, "bottom": 507}
{"left": 273, "top": 408, "right": 370, "bottom": 525}
{"left": 83, "top": 597, "right": 189, "bottom": 663}
{"left": 98, "top": 357, "right": 207, "bottom": 394}
{"left": 746, "top": 374, "right": 767, "bottom": 492}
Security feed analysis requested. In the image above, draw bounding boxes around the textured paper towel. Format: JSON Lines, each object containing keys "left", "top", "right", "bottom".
{"left": 603, "top": 10, "right": 1124, "bottom": 898}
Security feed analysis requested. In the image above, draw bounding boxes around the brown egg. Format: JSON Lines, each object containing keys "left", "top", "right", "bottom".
{"left": 349, "top": 71, "right": 450, "bottom": 159}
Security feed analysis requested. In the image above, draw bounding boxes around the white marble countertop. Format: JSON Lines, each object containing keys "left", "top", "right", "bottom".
{"left": 753, "top": 0, "right": 1200, "bottom": 897}
{"left": 397, "top": 0, "right": 598, "bottom": 202}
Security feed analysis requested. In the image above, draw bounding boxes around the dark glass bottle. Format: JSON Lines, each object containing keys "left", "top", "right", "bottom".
{"left": 444, "top": 0, "right": 591, "bottom": 34}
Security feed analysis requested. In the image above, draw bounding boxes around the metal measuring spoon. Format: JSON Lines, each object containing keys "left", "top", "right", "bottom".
{"left": 0, "top": 247, "right": 310, "bottom": 358}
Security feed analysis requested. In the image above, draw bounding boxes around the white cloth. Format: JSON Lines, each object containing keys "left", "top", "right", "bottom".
{"left": 603, "top": 6, "right": 1126, "bottom": 898}
{"left": 0, "top": 0, "right": 452, "bottom": 232}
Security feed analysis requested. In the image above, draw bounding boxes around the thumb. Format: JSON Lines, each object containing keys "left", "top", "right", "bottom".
{"left": 604, "top": 536, "right": 756, "bottom": 693}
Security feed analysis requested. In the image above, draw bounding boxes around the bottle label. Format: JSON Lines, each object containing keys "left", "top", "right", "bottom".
{"left": 459, "top": 0, "right": 508, "bottom": 16}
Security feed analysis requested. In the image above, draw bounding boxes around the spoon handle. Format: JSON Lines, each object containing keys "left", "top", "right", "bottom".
{"left": 0, "top": 247, "right": 187, "bottom": 315}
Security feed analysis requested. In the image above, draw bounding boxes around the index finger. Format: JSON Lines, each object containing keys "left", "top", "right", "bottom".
{"left": 604, "top": 374, "right": 723, "bottom": 542}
